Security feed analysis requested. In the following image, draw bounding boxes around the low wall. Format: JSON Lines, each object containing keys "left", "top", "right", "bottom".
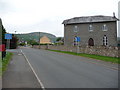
{"left": 32, "top": 45, "right": 48, "bottom": 50}
{"left": 32, "top": 45, "right": 120, "bottom": 57}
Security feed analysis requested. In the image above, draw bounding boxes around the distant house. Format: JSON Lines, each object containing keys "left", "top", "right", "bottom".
{"left": 62, "top": 15, "right": 118, "bottom": 46}
{"left": 40, "top": 36, "right": 52, "bottom": 44}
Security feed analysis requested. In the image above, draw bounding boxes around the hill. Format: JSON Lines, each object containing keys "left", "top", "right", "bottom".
{"left": 15, "top": 32, "right": 57, "bottom": 43}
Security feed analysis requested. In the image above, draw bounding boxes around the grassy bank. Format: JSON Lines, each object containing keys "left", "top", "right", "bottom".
{"left": 48, "top": 50, "right": 120, "bottom": 64}
{"left": 0, "top": 52, "right": 13, "bottom": 75}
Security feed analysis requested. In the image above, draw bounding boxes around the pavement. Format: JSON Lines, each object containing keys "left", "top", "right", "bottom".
{"left": 2, "top": 49, "right": 41, "bottom": 89}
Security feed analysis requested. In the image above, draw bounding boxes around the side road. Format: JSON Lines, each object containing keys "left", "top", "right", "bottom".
{"left": 2, "top": 49, "right": 41, "bottom": 88}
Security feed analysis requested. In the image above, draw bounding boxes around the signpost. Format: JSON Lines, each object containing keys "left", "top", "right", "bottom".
{"left": 5, "top": 34, "right": 12, "bottom": 49}
{"left": 75, "top": 36, "right": 80, "bottom": 53}
{"left": 75, "top": 37, "right": 80, "bottom": 42}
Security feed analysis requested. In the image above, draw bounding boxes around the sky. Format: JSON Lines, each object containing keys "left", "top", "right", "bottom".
{"left": 0, "top": 0, "right": 120, "bottom": 37}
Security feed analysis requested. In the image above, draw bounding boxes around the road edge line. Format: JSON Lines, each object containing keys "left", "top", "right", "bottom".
{"left": 20, "top": 49, "right": 45, "bottom": 90}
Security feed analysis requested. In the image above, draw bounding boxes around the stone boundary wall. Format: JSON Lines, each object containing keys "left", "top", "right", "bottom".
{"left": 32, "top": 45, "right": 120, "bottom": 57}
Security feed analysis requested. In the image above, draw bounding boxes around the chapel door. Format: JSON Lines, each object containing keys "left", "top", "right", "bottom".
{"left": 88, "top": 38, "right": 94, "bottom": 46}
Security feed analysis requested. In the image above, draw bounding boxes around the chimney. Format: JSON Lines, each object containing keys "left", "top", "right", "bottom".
{"left": 113, "top": 12, "right": 116, "bottom": 18}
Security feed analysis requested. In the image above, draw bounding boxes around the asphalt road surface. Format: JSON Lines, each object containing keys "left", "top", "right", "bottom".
{"left": 21, "top": 47, "right": 118, "bottom": 88}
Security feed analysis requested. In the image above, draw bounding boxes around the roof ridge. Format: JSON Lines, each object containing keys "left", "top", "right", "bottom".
{"left": 62, "top": 15, "right": 118, "bottom": 24}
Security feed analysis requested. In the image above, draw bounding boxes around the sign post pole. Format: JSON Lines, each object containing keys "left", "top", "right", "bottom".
{"left": 76, "top": 37, "right": 80, "bottom": 54}
{"left": 5, "top": 34, "right": 12, "bottom": 49}
{"left": 8, "top": 39, "right": 10, "bottom": 49}
{"left": 77, "top": 42, "right": 79, "bottom": 53}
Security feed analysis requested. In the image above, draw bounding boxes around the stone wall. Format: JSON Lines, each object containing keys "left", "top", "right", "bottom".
{"left": 79, "top": 46, "right": 119, "bottom": 57}
{"left": 32, "top": 45, "right": 120, "bottom": 57}
{"left": 32, "top": 45, "right": 48, "bottom": 50}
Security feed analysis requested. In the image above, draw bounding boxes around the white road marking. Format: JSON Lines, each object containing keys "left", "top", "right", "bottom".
{"left": 20, "top": 49, "right": 45, "bottom": 90}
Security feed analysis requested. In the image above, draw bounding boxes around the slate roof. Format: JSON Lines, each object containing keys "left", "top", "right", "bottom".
{"left": 62, "top": 15, "right": 118, "bottom": 24}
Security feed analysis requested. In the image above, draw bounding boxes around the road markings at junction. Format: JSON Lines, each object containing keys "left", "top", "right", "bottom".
{"left": 20, "top": 49, "right": 45, "bottom": 90}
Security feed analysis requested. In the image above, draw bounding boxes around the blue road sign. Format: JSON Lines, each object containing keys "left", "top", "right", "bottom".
{"left": 5, "top": 34, "right": 12, "bottom": 39}
{"left": 75, "top": 37, "right": 80, "bottom": 42}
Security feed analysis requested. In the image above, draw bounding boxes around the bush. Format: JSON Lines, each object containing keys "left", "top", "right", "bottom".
{"left": 19, "top": 43, "right": 26, "bottom": 46}
{"left": 28, "top": 40, "right": 39, "bottom": 46}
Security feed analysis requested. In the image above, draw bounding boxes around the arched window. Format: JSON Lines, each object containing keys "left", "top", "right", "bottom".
{"left": 74, "top": 26, "right": 78, "bottom": 32}
{"left": 103, "top": 35, "right": 108, "bottom": 46}
{"left": 102, "top": 24, "right": 108, "bottom": 31}
{"left": 88, "top": 25, "right": 93, "bottom": 31}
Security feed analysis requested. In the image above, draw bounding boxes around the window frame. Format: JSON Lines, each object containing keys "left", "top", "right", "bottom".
{"left": 103, "top": 35, "right": 108, "bottom": 46}
{"left": 73, "top": 25, "right": 78, "bottom": 32}
{"left": 102, "top": 24, "right": 108, "bottom": 31}
{"left": 88, "top": 24, "right": 93, "bottom": 32}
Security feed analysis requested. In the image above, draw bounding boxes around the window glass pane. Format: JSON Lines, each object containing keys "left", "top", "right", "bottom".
{"left": 103, "top": 35, "right": 108, "bottom": 46}
{"left": 102, "top": 24, "right": 108, "bottom": 31}
{"left": 89, "top": 25, "right": 93, "bottom": 31}
{"left": 74, "top": 26, "right": 78, "bottom": 32}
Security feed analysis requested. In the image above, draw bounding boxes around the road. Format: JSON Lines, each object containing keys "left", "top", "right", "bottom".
{"left": 21, "top": 47, "right": 118, "bottom": 88}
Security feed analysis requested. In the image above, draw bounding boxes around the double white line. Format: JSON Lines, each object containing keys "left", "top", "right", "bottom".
{"left": 20, "top": 49, "right": 45, "bottom": 90}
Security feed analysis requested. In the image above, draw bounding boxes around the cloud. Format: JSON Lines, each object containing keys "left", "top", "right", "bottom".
{"left": 0, "top": 0, "right": 119, "bottom": 37}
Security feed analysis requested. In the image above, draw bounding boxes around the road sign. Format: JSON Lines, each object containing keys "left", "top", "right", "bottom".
{"left": 5, "top": 34, "right": 12, "bottom": 39}
{"left": 75, "top": 37, "right": 80, "bottom": 42}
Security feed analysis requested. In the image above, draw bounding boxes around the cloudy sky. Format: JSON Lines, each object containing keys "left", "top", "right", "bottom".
{"left": 0, "top": 0, "right": 119, "bottom": 37}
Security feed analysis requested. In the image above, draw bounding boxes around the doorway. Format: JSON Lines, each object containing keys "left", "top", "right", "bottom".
{"left": 88, "top": 38, "right": 94, "bottom": 46}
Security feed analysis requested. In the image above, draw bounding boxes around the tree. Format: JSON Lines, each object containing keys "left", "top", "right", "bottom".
{"left": 0, "top": 19, "right": 6, "bottom": 44}
{"left": 1, "top": 25, "right": 6, "bottom": 44}
{"left": 10, "top": 34, "right": 19, "bottom": 49}
{"left": 27, "top": 40, "right": 39, "bottom": 46}
{"left": 55, "top": 37, "right": 64, "bottom": 45}
{"left": 0, "top": 18, "right": 7, "bottom": 58}
{"left": 56, "top": 37, "right": 62, "bottom": 42}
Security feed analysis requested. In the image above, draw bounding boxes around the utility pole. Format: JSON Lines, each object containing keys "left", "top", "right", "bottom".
{"left": 39, "top": 32, "right": 40, "bottom": 49}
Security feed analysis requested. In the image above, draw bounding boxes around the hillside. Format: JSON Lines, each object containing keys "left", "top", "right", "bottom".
{"left": 15, "top": 32, "right": 57, "bottom": 43}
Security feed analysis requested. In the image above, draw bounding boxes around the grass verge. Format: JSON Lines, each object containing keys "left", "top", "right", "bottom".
{"left": 0, "top": 52, "right": 13, "bottom": 76}
{"left": 48, "top": 49, "right": 120, "bottom": 64}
